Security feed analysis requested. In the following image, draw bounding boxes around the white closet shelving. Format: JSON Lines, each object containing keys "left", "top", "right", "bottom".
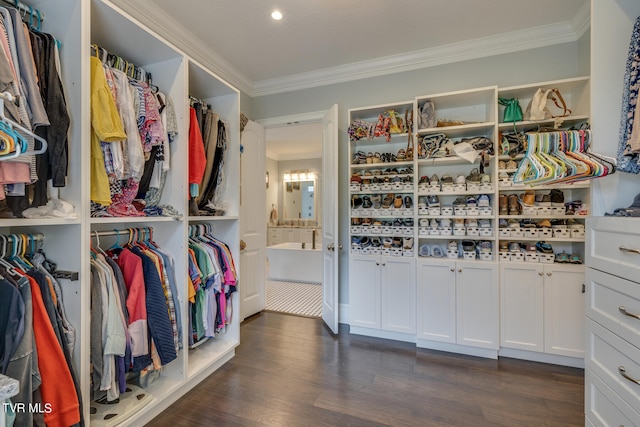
{"left": 347, "top": 78, "right": 592, "bottom": 364}
{"left": 0, "top": 1, "right": 242, "bottom": 426}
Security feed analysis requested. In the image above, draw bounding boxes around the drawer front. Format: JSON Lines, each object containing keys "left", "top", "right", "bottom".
{"left": 586, "top": 268, "right": 640, "bottom": 345}
{"left": 586, "top": 319, "right": 640, "bottom": 411}
{"left": 587, "top": 217, "right": 640, "bottom": 282}
{"left": 586, "top": 369, "right": 640, "bottom": 427}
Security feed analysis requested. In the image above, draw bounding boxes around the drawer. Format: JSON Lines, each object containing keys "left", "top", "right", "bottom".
{"left": 587, "top": 217, "right": 640, "bottom": 282}
{"left": 586, "top": 319, "right": 640, "bottom": 411}
{"left": 586, "top": 268, "right": 640, "bottom": 345}
{"left": 586, "top": 369, "right": 640, "bottom": 427}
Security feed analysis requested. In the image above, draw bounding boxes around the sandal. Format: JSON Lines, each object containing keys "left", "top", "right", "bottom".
{"left": 394, "top": 195, "right": 404, "bottom": 208}
{"left": 382, "top": 194, "right": 394, "bottom": 209}
{"left": 396, "top": 149, "right": 406, "bottom": 161}
{"left": 555, "top": 251, "right": 570, "bottom": 263}
{"left": 466, "top": 168, "right": 481, "bottom": 183}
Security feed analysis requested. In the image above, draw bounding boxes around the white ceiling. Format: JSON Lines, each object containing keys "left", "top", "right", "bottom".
{"left": 109, "top": 0, "right": 590, "bottom": 160}
{"left": 110, "top": 0, "right": 590, "bottom": 97}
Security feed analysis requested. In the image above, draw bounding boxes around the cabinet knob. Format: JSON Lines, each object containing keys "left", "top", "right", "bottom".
{"left": 382, "top": 263, "right": 386, "bottom": 267}
{"left": 450, "top": 268, "right": 455, "bottom": 272}
{"left": 618, "top": 366, "right": 640, "bottom": 385}
{"left": 458, "top": 268, "right": 462, "bottom": 273}
{"left": 538, "top": 272, "right": 544, "bottom": 276}
{"left": 376, "top": 262, "right": 380, "bottom": 266}
{"left": 546, "top": 272, "right": 552, "bottom": 277}
{"left": 619, "top": 306, "right": 640, "bottom": 320}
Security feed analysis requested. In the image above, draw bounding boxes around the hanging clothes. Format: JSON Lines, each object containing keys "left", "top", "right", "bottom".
{"left": 617, "top": 15, "right": 640, "bottom": 173}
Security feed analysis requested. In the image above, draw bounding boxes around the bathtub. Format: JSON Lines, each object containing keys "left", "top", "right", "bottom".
{"left": 267, "top": 242, "right": 323, "bottom": 283}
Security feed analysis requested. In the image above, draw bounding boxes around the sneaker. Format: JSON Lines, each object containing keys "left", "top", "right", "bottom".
{"left": 465, "top": 218, "right": 478, "bottom": 228}
{"left": 508, "top": 242, "right": 521, "bottom": 252}
{"left": 453, "top": 218, "right": 465, "bottom": 228}
{"left": 429, "top": 174, "right": 440, "bottom": 187}
{"left": 419, "top": 218, "right": 430, "bottom": 227}
{"left": 430, "top": 218, "right": 439, "bottom": 228}
{"left": 466, "top": 196, "right": 477, "bottom": 207}
{"left": 362, "top": 196, "right": 373, "bottom": 209}
{"left": 466, "top": 168, "right": 481, "bottom": 183}
{"left": 499, "top": 218, "right": 509, "bottom": 228}
{"left": 428, "top": 195, "right": 440, "bottom": 208}
{"left": 419, "top": 244, "right": 431, "bottom": 257}
{"left": 432, "top": 245, "right": 445, "bottom": 258}
{"left": 440, "top": 218, "right": 452, "bottom": 228}
{"left": 550, "top": 219, "right": 567, "bottom": 229}
{"left": 508, "top": 219, "right": 520, "bottom": 229}
{"left": 480, "top": 173, "right": 491, "bottom": 184}
{"left": 418, "top": 197, "right": 428, "bottom": 208}
{"left": 535, "top": 241, "right": 553, "bottom": 254}
{"left": 453, "top": 197, "right": 466, "bottom": 207}
{"left": 477, "top": 194, "right": 490, "bottom": 208}
{"left": 549, "top": 189, "right": 565, "bottom": 207}
{"left": 478, "top": 219, "right": 491, "bottom": 228}
{"left": 419, "top": 175, "right": 429, "bottom": 184}
{"left": 454, "top": 174, "right": 466, "bottom": 185}
{"left": 447, "top": 240, "right": 458, "bottom": 251}
{"left": 403, "top": 237, "right": 414, "bottom": 250}
{"left": 479, "top": 241, "right": 492, "bottom": 253}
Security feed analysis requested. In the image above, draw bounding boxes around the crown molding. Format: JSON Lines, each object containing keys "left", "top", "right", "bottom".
{"left": 105, "top": 1, "right": 591, "bottom": 98}
{"left": 257, "top": 110, "right": 325, "bottom": 128}
{"left": 105, "top": 0, "right": 253, "bottom": 95}
{"left": 571, "top": 0, "right": 591, "bottom": 39}
{"left": 252, "top": 20, "right": 584, "bottom": 97}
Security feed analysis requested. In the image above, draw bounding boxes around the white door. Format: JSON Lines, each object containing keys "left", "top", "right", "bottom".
{"left": 381, "top": 257, "right": 416, "bottom": 334}
{"left": 348, "top": 254, "right": 381, "bottom": 329}
{"left": 239, "top": 120, "right": 266, "bottom": 320}
{"left": 322, "top": 104, "right": 339, "bottom": 333}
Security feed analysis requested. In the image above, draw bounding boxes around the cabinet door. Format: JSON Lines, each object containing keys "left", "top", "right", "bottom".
{"left": 268, "top": 228, "right": 282, "bottom": 246}
{"left": 500, "top": 263, "right": 544, "bottom": 352}
{"left": 349, "top": 255, "right": 381, "bottom": 329}
{"left": 416, "top": 259, "right": 456, "bottom": 343}
{"left": 456, "top": 262, "right": 499, "bottom": 350}
{"left": 544, "top": 264, "right": 585, "bottom": 357}
{"left": 290, "top": 228, "right": 301, "bottom": 243}
{"left": 301, "top": 229, "right": 313, "bottom": 245}
{"left": 380, "top": 257, "right": 416, "bottom": 334}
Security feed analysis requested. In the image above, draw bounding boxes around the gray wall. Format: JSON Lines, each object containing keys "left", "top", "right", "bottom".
{"left": 247, "top": 41, "right": 589, "bottom": 306}
{"left": 266, "top": 157, "right": 279, "bottom": 223}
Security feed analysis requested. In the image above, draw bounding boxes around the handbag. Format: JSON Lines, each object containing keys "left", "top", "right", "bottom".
{"left": 524, "top": 88, "right": 572, "bottom": 121}
{"left": 498, "top": 97, "right": 523, "bottom": 123}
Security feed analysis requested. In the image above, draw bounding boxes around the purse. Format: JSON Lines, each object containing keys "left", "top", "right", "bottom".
{"left": 524, "top": 88, "right": 572, "bottom": 121}
{"left": 498, "top": 97, "right": 523, "bottom": 123}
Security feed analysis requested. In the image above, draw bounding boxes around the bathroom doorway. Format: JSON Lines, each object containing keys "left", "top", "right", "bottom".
{"left": 264, "top": 122, "right": 323, "bottom": 317}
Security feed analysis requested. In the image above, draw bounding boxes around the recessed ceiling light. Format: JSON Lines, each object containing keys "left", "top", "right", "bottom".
{"left": 271, "top": 10, "right": 283, "bottom": 20}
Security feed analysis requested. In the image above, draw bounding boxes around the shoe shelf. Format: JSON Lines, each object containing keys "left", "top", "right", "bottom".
{"left": 351, "top": 190, "right": 414, "bottom": 195}
{"left": 351, "top": 160, "right": 414, "bottom": 169}
{"left": 497, "top": 114, "right": 590, "bottom": 132}
{"left": 418, "top": 234, "right": 496, "bottom": 240}
{"left": 417, "top": 154, "right": 489, "bottom": 166}
{"left": 417, "top": 121, "right": 496, "bottom": 138}
{"left": 498, "top": 183, "right": 591, "bottom": 191}
{"left": 498, "top": 214, "right": 587, "bottom": 219}
{"left": 418, "top": 189, "right": 494, "bottom": 197}
{"left": 497, "top": 237, "right": 585, "bottom": 243}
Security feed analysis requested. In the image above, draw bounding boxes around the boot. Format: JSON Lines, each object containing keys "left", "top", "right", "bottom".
{"left": 499, "top": 194, "right": 508, "bottom": 215}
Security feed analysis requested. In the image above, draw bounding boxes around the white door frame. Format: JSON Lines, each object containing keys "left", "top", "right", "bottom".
{"left": 257, "top": 108, "right": 339, "bottom": 332}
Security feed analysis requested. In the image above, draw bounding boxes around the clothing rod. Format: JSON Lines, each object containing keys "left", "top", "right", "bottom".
{"left": 91, "top": 228, "right": 153, "bottom": 238}
{"left": 0, "top": 0, "right": 45, "bottom": 23}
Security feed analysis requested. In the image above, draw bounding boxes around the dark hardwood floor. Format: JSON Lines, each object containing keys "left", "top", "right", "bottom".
{"left": 148, "top": 312, "right": 585, "bottom": 426}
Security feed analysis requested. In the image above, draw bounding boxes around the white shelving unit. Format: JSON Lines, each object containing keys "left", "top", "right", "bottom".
{"left": 347, "top": 77, "right": 591, "bottom": 363}
{"left": 0, "top": 1, "right": 241, "bottom": 426}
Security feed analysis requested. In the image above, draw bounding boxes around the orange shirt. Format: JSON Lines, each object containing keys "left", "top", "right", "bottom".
{"left": 27, "top": 274, "right": 80, "bottom": 427}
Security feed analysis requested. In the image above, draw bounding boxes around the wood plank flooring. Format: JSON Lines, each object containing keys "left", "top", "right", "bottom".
{"left": 148, "top": 312, "right": 584, "bottom": 426}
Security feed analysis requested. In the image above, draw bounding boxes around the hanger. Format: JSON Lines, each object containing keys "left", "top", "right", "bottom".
{"left": 108, "top": 229, "right": 123, "bottom": 251}
{"left": 0, "top": 92, "right": 47, "bottom": 157}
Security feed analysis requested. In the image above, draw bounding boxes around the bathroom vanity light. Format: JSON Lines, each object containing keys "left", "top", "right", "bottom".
{"left": 283, "top": 170, "right": 314, "bottom": 182}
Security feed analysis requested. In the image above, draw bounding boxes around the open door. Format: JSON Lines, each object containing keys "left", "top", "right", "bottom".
{"left": 239, "top": 120, "right": 266, "bottom": 320}
{"left": 322, "top": 104, "right": 339, "bottom": 333}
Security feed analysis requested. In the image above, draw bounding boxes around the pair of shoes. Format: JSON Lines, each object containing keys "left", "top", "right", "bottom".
{"left": 535, "top": 193, "right": 551, "bottom": 207}
{"left": 536, "top": 241, "right": 553, "bottom": 254}
{"left": 520, "top": 190, "right": 536, "bottom": 207}
{"left": 403, "top": 237, "right": 414, "bottom": 250}
{"left": 466, "top": 168, "right": 481, "bottom": 183}
{"left": 499, "top": 194, "right": 508, "bottom": 215}
{"left": 477, "top": 194, "right": 490, "bottom": 208}
{"left": 461, "top": 239, "right": 475, "bottom": 253}
{"left": 428, "top": 195, "right": 440, "bottom": 208}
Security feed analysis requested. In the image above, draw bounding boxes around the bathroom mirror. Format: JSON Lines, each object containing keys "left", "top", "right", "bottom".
{"left": 283, "top": 179, "right": 315, "bottom": 220}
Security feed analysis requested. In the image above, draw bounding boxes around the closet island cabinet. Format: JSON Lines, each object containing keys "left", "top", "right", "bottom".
{"left": 0, "top": 1, "right": 241, "bottom": 426}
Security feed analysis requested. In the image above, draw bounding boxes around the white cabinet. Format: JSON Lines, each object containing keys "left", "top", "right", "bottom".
{"left": 417, "top": 259, "right": 499, "bottom": 354}
{"left": 349, "top": 255, "right": 415, "bottom": 335}
{"left": 301, "top": 228, "right": 321, "bottom": 245}
{"left": 585, "top": 217, "right": 640, "bottom": 426}
{"left": 267, "top": 227, "right": 282, "bottom": 246}
{"left": 500, "top": 263, "right": 584, "bottom": 358}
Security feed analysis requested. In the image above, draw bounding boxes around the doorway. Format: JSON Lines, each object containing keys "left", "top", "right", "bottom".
{"left": 264, "top": 121, "right": 323, "bottom": 317}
